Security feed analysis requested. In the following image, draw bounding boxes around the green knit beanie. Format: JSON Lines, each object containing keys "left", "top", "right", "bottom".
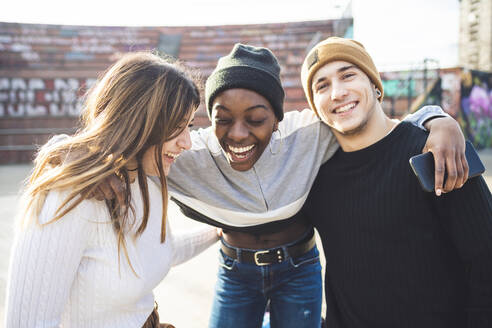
{"left": 205, "top": 43, "right": 285, "bottom": 121}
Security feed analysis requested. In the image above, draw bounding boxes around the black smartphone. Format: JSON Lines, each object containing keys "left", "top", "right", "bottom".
{"left": 409, "top": 140, "right": 486, "bottom": 192}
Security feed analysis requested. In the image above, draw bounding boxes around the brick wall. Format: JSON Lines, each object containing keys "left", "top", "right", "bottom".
{"left": 0, "top": 19, "right": 352, "bottom": 163}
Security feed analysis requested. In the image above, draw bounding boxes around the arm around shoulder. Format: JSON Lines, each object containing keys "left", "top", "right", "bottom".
{"left": 407, "top": 106, "right": 468, "bottom": 194}
{"left": 403, "top": 105, "right": 448, "bottom": 129}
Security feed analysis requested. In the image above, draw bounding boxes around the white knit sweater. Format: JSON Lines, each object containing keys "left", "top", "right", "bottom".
{"left": 5, "top": 177, "right": 218, "bottom": 328}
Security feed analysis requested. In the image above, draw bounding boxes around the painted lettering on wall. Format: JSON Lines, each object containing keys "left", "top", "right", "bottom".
{"left": 0, "top": 78, "right": 96, "bottom": 118}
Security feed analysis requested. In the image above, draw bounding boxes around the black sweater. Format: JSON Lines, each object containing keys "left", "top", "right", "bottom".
{"left": 303, "top": 122, "right": 492, "bottom": 328}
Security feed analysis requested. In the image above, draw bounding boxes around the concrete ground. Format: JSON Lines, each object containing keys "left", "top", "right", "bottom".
{"left": 1, "top": 150, "right": 492, "bottom": 327}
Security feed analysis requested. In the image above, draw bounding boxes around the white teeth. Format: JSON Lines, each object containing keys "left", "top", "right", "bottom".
{"left": 234, "top": 153, "right": 247, "bottom": 159}
{"left": 335, "top": 103, "right": 356, "bottom": 113}
{"left": 165, "top": 152, "right": 179, "bottom": 159}
{"left": 228, "top": 144, "right": 255, "bottom": 153}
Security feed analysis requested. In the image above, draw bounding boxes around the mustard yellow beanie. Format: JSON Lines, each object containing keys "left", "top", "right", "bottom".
{"left": 301, "top": 37, "right": 384, "bottom": 116}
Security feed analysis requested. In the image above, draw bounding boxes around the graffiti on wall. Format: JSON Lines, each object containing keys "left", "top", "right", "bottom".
{"left": 0, "top": 78, "right": 96, "bottom": 118}
{"left": 459, "top": 70, "right": 492, "bottom": 149}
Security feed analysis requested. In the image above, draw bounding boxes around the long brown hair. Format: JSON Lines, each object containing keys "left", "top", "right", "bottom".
{"left": 20, "top": 52, "right": 200, "bottom": 266}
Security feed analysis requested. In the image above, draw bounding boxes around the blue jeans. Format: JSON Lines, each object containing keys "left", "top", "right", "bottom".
{"left": 208, "top": 239, "right": 322, "bottom": 328}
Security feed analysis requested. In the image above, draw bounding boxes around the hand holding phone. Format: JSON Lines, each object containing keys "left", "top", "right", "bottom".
{"left": 409, "top": 140, "right": 485, "bottom": 193}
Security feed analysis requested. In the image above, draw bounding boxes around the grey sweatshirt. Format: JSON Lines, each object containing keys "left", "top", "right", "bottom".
{"left": 166, "top": 106, "right": 445, "bottom": 233}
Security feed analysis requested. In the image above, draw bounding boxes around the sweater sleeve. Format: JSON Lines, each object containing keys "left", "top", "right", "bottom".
{"left": 168, "top": 222, "right": 218, "bottom": 267}
{"left": 5, "top": 191, "right": 93, "bottom": 328}
{"left": 433, "top": 175, "right": 492, "bottom": 327}
{"left": 402, "top": 105, "right": 448, "bottom": 130}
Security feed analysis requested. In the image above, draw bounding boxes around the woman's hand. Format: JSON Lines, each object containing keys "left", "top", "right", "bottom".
{"left": 423, "top": 116, "right": 469, "bottom": 196}
{"left": 89, "top": 174, "right": 126, "bottom": 205}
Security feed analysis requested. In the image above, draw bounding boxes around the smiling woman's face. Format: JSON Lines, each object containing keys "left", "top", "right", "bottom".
{"left": 211, "top": 88, "right": 278, "bottom": 171}
{"left": 141, "top": 113, "right": 194, "bottom": 177}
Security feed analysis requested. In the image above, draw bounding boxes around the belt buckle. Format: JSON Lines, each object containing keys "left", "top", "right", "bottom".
{"left": 254, "top": 250, "right": 271, "bottom": 266}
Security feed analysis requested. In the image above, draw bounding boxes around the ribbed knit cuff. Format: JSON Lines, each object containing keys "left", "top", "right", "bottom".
{"left": 408, "top": 105, "right": 448, "bottom": 130}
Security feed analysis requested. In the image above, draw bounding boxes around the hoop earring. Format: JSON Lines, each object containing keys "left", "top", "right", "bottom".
{"left": 269, "top": 129, "right": 282, "bottom": 155}
{"left": 375, "top": 88, "right": 382, "bottom": 98}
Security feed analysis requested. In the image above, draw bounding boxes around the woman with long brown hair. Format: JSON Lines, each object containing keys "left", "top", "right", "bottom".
{"left": 5, "top": 52, "right": 218, "bottom": 327}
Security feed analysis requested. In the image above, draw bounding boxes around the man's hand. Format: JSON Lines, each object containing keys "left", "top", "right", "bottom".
{"left": 423, "top": 116, "right": 469, "bottom": 196}
{"left": 89, "top": 174, "right": 126, "bottom": 205}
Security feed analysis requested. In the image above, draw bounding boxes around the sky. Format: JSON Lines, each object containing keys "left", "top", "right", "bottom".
{"left": 0, "top": 0, "right": 460, "bottom": 71}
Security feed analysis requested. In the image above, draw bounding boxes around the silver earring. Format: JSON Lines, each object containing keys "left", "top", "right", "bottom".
{"left": 375, "top": 89, "right": 382, "bottom": 98}
{"left": 269, "top": 129, "right": 282, "bottom": 155}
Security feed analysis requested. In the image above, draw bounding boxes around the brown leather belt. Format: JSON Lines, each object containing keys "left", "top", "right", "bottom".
{"left": 220, "top": 229, "right": 316, "bottom": 266}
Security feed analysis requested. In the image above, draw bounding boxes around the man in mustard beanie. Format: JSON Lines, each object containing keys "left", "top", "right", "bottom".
{"left": 302, "top": 37, "right": 383, "bottom": 117}
{"left": 301, "top": 37, "right": 492, "bottom": 328}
